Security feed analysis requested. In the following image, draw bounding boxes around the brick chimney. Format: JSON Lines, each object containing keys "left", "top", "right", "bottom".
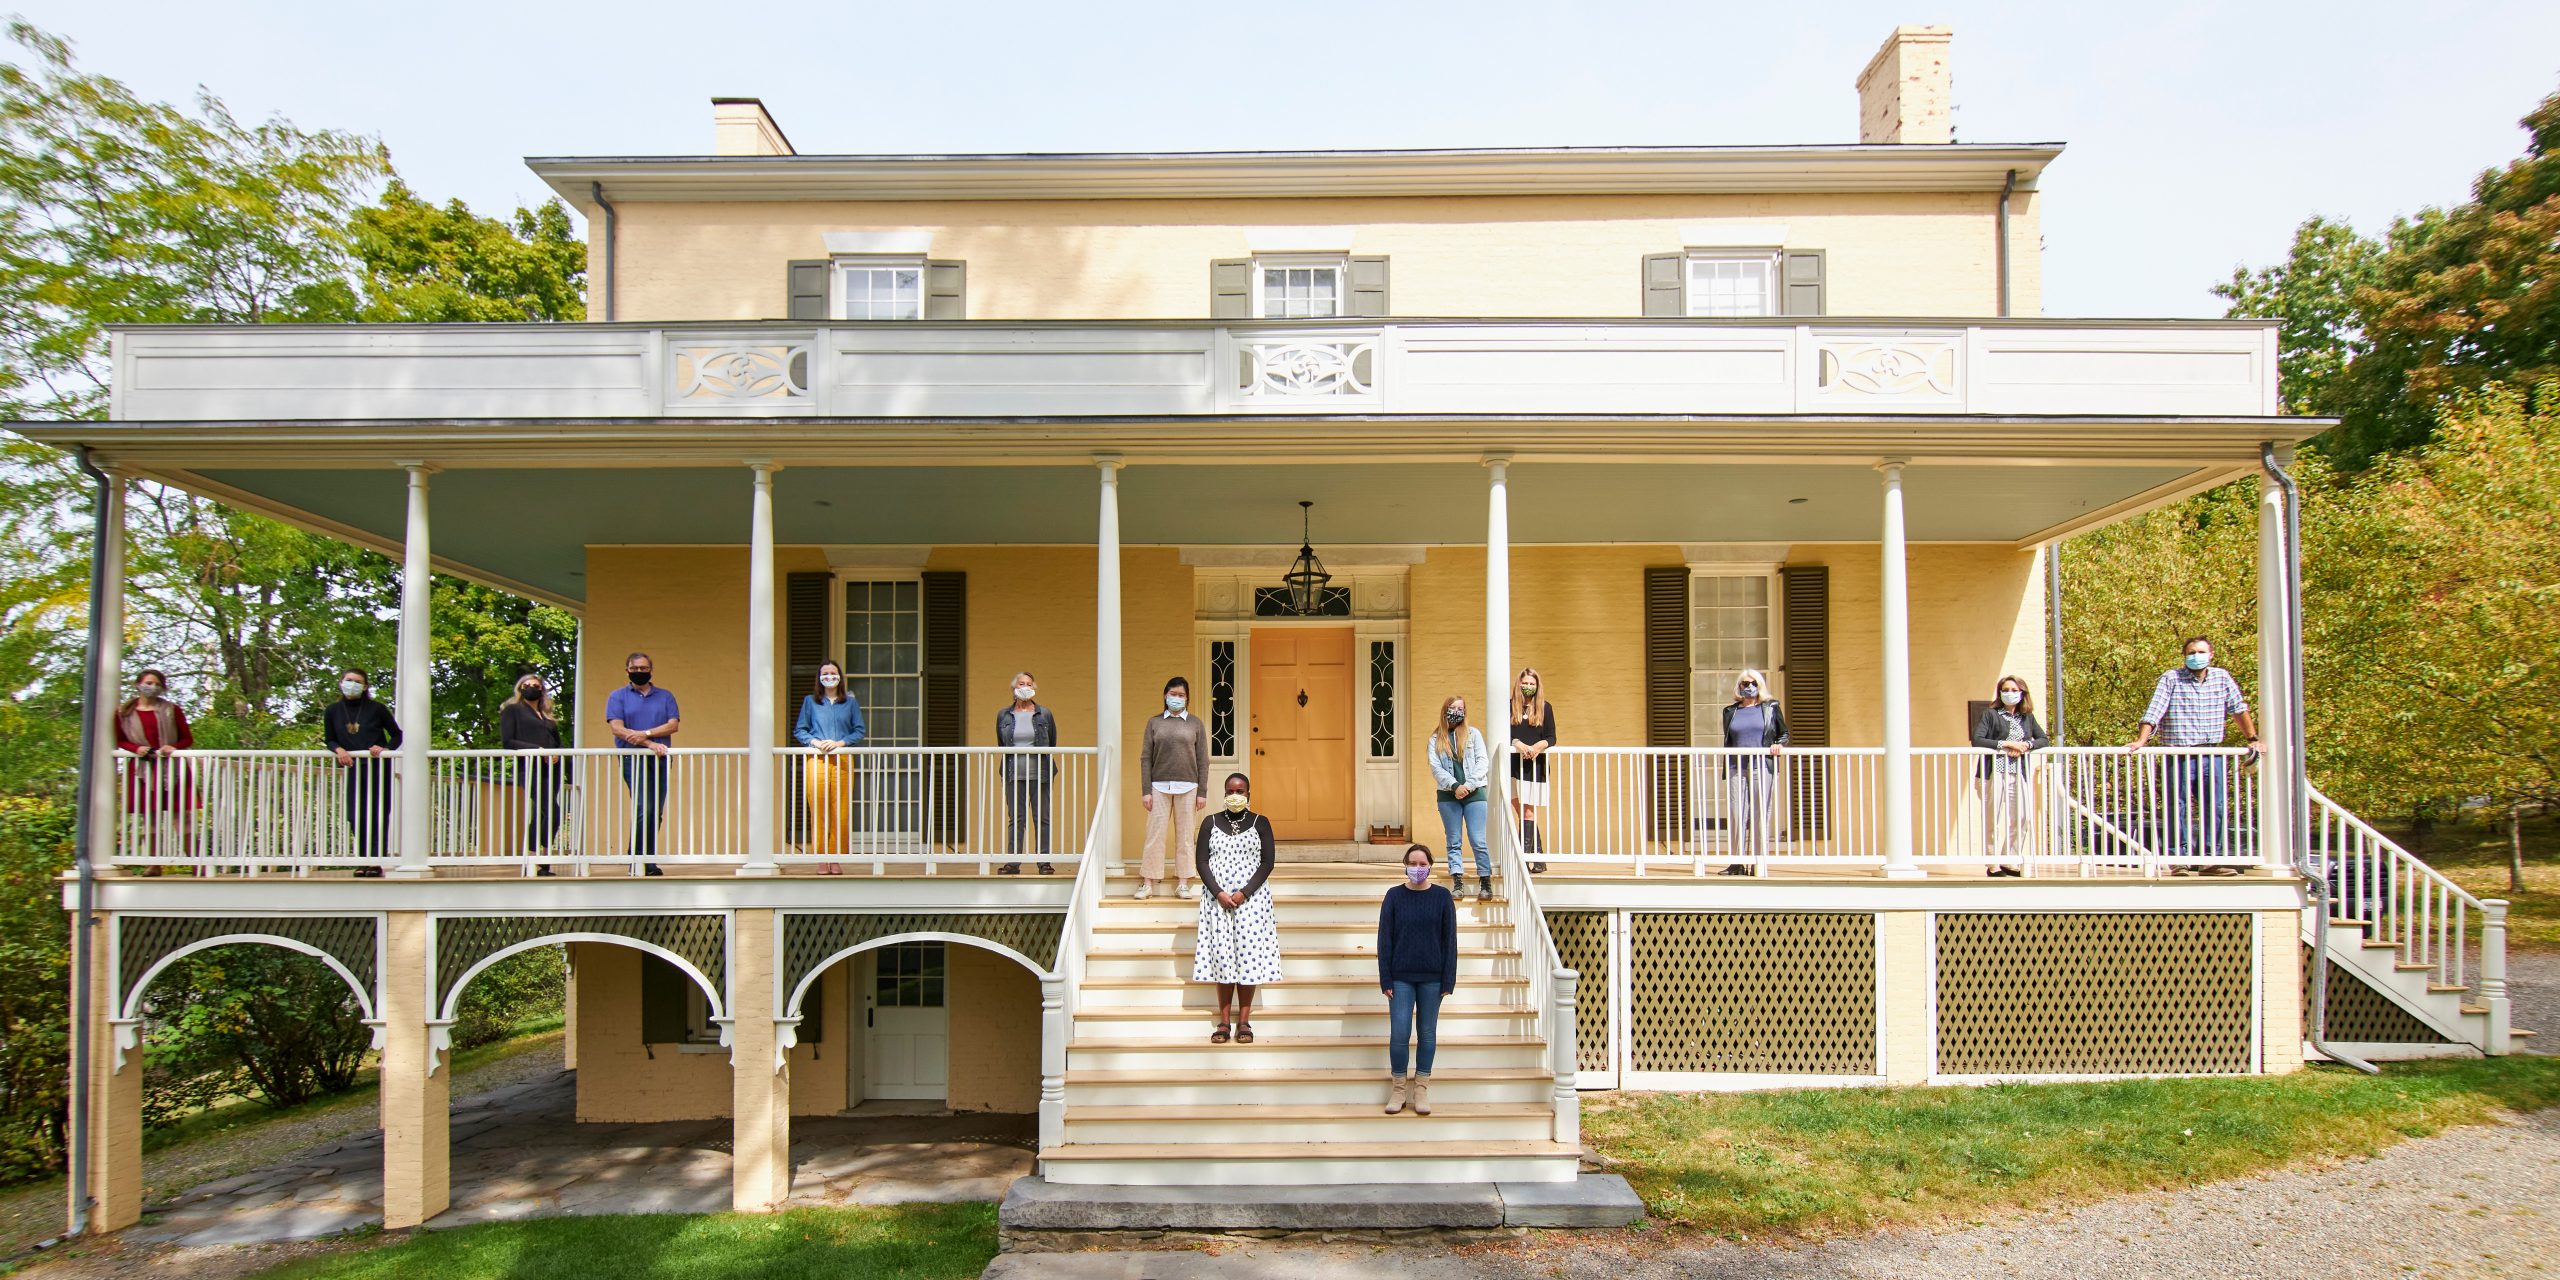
{"left": 1856, "top": 26, "right": 1953, "bottom": 144}
{"left": 712, "top": 98, "right": 795, "bottom": 157}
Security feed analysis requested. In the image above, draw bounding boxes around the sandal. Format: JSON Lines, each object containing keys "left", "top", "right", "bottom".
{"left": 1211, "top": 1022, "right": 1231, "bottom": 1045}
{"left": 1235, "top": 1023, "right": 1255, "bottom": 1044}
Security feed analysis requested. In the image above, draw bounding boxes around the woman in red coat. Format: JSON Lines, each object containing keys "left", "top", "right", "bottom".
{"left": 114, "top": 668, "right": 196, "bottom": 862}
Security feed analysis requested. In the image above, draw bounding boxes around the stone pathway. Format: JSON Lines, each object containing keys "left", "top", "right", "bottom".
{"left": 986, "top": 1109, "right": 2560, "bottom": 1279}
{"left": 125, "top": 1070, "right": 1032, "bottom": 1247}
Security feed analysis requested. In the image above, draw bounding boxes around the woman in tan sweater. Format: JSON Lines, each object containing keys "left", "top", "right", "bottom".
{"left": 1138, "top": 675, "right": 1211, "bottom": 899}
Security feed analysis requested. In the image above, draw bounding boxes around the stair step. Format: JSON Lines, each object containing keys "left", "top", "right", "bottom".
{"left": 1088, "top": 947, "right": 1507, "bottom": 959}
{"left": 1037, "top": 1139, "right": 1582, "bottom": 1186}
{"left": 1066, "top": 1103, "right": 1548, "bottom": 1121}
{"left": 1071, "top": 1034, "right": 1544, "bottom": 1050}
{"left": 1075, "top": 978, "right": 1526, "bottom": 1010}
{"left": 1065, "top": 1036, "right": 1548, "bottom": 1073}
{"left": 1068, "top": 1066, "right": 1551, "bottom": 1084}
{"left": 1064, "top": 1066, "right": 1554, "bottom": 1107}
{"left": 1062, "top": 1102, "right": 1556, "bottom": 1143}
{"left": 2429, "top": 983, "right": 2471, "bottom": 995}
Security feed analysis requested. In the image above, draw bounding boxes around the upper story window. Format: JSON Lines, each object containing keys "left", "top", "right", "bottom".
{"left": 1256, "top": 256, "right": 1345, "bottom": 319}
{"left": 1685, "top": 252, "right": 1779, "bottom": 318}
{"left": 835, "top": 258, "right": 925, "bottom": 320}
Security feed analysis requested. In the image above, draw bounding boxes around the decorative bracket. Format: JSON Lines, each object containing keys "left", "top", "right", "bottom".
{"left": 424, "top": 1019, "right": 458, "bottom": 1075}
{"left": 110, "top": 1019, "right": 143, "bottom": 1073}
{"left": 772, "top": 1016, "right": 803, "bottom": 1073}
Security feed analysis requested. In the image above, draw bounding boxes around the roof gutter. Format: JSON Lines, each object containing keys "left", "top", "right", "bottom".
{"left": 589, "top": 183, "right": 618, "bottom": 323}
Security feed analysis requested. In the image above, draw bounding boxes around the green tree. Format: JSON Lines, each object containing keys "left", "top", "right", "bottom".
{"left": 352, "top": 178, "right": 585, "bottom": 323}
{"left": 2055, "top": 480, "right": 2264, "bottom": 746}
{"left": 2213, "top": 216, "right": 2382, "bottom": 417}
{"left": 428, "top": 580, "right": 577, "bottom": 747}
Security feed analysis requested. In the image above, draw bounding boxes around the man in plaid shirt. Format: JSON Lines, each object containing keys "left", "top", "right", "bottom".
{"left": 2128, "top": 635, "right": 2262, "bottom": 873}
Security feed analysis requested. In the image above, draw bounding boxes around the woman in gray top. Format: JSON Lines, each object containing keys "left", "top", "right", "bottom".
{"left": 1719, "top": 668, "right": 1788, "bottom": 876}
{"left": 996, "top": 671, "right": 1057, "bottom": 875}
{"left": 1970, "top": 675, "right": 2050, "bottom": 877}
{"left": 1138, "top": 676, "right": 1210, "bottom": 899}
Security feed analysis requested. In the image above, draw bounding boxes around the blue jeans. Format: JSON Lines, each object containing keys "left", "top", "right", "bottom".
{"left": 1437, "top": 793, "right": 1489, "bottom": 880}
{"left": 621, "top": 752, "right": 668, "bottom": 858}
{"left": 1388, "top": 979, "right": 1444, "bottom": 1076}
{"left": 2158, "top": 754, "right": 2229, "bottom": 858}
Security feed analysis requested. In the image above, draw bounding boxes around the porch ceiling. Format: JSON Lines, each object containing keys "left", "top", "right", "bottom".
{"left": 185, "top": 461, "right": 2213, "bottom": 609}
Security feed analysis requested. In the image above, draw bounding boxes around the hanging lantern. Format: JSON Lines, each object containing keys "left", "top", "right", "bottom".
{"left": 1281, "top": 500, "right": 1332, "bottom": 616}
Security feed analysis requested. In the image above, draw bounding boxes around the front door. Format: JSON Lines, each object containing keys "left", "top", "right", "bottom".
{"left": 862, "top": 942, "right": 949, "bottom": 1101}
{"left": 1249, "top": 628, "right": 1356, "bottom": 840}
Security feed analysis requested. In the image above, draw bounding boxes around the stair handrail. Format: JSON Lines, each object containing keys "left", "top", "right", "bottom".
{"left": 1038, "top": 756, "right": 1115, "bottom": 1156}
{"left": 2040, "top": 748, "right": 2163, "bottom": 876}
{"left": 2304, "top": 783, "right": 2489, "bottom": 995}
{"left": 1496, "top": 742, "right": 1578, "bottom": 1148}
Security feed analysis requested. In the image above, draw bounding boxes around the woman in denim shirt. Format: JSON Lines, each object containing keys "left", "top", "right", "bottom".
{"left": 1426, "top": 695, "right": 1494, "bottom": 900}
{"left": 793, "top": 659, "right": 866, "bottom": 874}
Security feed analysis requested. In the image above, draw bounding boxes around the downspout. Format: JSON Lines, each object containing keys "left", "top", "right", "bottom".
{"left": 1995, "top": 168, "right": 2017, "bottom": 318}
{"left": 2046, "top": 543, "right": 2067, "bottom": 743}
{"left": 589, "top": 183, "right": 618, "bottom": 323}
{"left": 2264, "top": 441, "right": 2373, "bottom": 1074}
{"left": 66, "top": 446, "right": 110, "bottom": 1235}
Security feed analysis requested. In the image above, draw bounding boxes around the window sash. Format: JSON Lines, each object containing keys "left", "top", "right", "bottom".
{"left": 1687, "top": 573, "right": 1776, "bottom": 743}
{"left": 1254, "top": 258, "right": 1344, "bottom": 319}
{"left": 1684, "top": 253, "right": 1778, "bottom": 319}
{"left": 835, "top": 260, "right": 925, "bottom": 321}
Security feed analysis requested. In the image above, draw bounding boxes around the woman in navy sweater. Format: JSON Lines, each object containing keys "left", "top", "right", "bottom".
{"left": 1378, "top": 843, "right": 1460, "bottom": 1116}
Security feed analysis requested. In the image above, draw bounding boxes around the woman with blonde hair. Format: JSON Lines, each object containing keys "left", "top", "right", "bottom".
{"left": 1970, "top": 674, "right": 2049, "bottom": 877}
{"left": 1508, "top": 667, "right": 1556, "bottom": 875}
{"left": 1426, "top": 694, "right": 1493, "bottom": 900}
{"left": 1718, "top": 668, "right": 1787, "bottom": 876}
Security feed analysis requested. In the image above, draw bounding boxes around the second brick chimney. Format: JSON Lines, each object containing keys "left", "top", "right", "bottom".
{"left": 712, "top": 98, "right": 795, "bottom": 157}
{"left": 1856, "top": 26, "right": 1953, "bottom": 144}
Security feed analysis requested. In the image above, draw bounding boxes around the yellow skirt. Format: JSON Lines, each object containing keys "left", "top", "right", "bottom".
{"left": 803, "top": 755, "right": 852, "bottom": 856}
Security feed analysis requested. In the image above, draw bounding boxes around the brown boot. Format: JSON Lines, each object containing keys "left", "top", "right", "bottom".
{"left": 1385, "top": 1074, "right": 1408, "bottom": 1115}
{"left": 1411, "top": 1074, "right": 1432, "bottom": 1116}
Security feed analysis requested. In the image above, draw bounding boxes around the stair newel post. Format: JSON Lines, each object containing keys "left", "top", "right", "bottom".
{"left": 2481, "top": 900, "right": 2511, "bottom": 1055}
{"left": 1550, "top": 967, "right": 1579, "bottom": 1147}
{"left": 1038, "top": 975, "right": 1068, "bottom": 1150}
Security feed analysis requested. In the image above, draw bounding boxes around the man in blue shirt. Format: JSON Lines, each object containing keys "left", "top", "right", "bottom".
{"left": 605, "top": 651, "right": 681, "bottom": 876}
{"left": 2128, "top": 635, "right": 2261, "bottom": 873}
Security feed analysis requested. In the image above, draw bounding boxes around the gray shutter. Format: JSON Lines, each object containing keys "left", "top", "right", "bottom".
{"left": 1642, "top": 566, "right": 1692, "bottom": 841}
{"left": 1778, "top": 565, "right": 1830, "bottom": 745}
{"left": 783, "top": 571, "right": 830, "bottom": 835}
{"left": 924, "top": 260, "right": 965, "bottom": 319}
{"left": 640, "top": 953, "right": 689, "bottom": 1043}
{"left": 1642, "top": 253, "right": 1685, "bottom": 317}
{"left": 1211, "top": 259, "right": 1252, "bottom": 319}
{"left": 787, "top": 259, "right": 829, "bottom": 320}
{"left": 1779, "top": 249, "right": 1826, "bottom": 317}
{"left": 922, "top": 570, "right": 967, "bottom": 842}
{"left": 1347, "top": 255, "right": 1389, "bottom": 317}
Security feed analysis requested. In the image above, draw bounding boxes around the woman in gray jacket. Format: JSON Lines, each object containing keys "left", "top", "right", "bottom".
{"left": 1970, "top": 675, "right": 2050, "bottom": 877}
{"left": 996, "top": 671, "right": 1057, "bottom": 875}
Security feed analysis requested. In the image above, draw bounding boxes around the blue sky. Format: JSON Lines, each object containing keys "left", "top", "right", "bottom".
{"left": 25, "top": 0, "right": 2560, "bottom": 316}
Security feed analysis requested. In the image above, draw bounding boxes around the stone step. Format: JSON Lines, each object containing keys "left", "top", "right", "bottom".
{"left": 999, "top": 1173, "right": 1644, "bottom": 1232}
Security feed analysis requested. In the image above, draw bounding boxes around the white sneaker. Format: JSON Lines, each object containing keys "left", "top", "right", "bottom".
{"left": 1134, "top": 880, "right": 1154, "bottom": 900}
{"left": 1176, "top": 880, "right": 1194, "bottom": 898}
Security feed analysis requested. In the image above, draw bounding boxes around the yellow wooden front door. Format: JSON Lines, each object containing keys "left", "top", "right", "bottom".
{"left": 1248, "top": 628, "right": 1357, "bottom": 841}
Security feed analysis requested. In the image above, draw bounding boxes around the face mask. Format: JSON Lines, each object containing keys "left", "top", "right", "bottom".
{"left": 1013, "top": 685, "right": 1036, "bottom": 701}
{"left": 1166, "top": 694, "right": 1186, "bottom": 712}
{"left": 2184, "top": 653, "right": 2210, "bottom": 671}
{"left": 1446, "top": 709, "right": 1465, "bottom": 725}
{"left": 628, "top": 670, "right": 652, "bottom": 686}
{"left": 521, "top": 685, "right": 544, "bottom": 701}
{"left": 1520, "top": 683, "right": 1538, "bottom": 698}
{"left": 1999, "top": 689, "right": 2023, "bottom": 707}
{"left": 1405, "top": 864, "right": 1430, "bottom": 886}
{"left": 1224, "top": 792, "right": 1249, "bottom": 814}
{"left": 819, "top": 673, "right": 840, "bottom": 688}
{"left": 340, "top": 680, "right": 365, "bottom": 699}
{"left": 1739, "top": 683, "right": 1759, "bottom": 698}
{"left": 137, "top": 684, "right": 161, "bottom": 699}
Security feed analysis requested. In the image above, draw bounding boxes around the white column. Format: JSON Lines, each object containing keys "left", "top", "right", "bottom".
{"left": 1037, "top": 976, "right": 1067, "bottom": 1149}
{"left": 1877, "top": 461, "right": 1920, "bottom": 879}
{"left": 391, "top": 465, "right": 434, "bottom": 879}
{"left": 1484, "top": 455, "right": 1513, "bottom": 869}
{"left": 2255, "top": 463, "right": 2295, "bottom": 872}
{"left": 1095, "top": 458, "right": 1124, "bottom": 870}
{"left": 740, "top": 463, "right": 780, "bottom": 876}
{"left": 87, "top": 473, "right": 126, "bottom": 869}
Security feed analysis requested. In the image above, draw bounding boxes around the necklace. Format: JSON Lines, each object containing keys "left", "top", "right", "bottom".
{"left": 1218, "top": 809, "right": 1253, "bottom": 834}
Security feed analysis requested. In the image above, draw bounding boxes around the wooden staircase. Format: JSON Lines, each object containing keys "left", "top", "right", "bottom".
{"left": 1042, "top": 862, "right": 1581, "bottom": 1186}
{"left": 2305, "top": 913, "right": 2531, "bottom": 1059}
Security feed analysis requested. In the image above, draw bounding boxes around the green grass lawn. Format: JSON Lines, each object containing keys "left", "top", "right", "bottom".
{"left": 1583, "top": 1055, "right": 2560, "bottom": 1240}
{"left": 2395, "top": 813, "right": 2560, "bottom": 954}
{"left": 242, "top": 1205, "right": 997, "bottom": 1280}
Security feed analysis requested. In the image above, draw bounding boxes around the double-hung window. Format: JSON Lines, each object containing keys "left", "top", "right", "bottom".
{"left": 1254, "top": 256, "right": 1346, "bottom": 319}
{"left": 1684, "top": 251, "right": 1780, "bottom": 318}
{"left": 835, "top": 258, "right": 925, "bottom": 320}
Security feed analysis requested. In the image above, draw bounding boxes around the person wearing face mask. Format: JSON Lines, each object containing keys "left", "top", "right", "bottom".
{"left": 793, "top": 659, "right": 867, "bottom": 875}
{"left": 1193, "top": 773, "right": 1281, "bottom": 1043}
{"left": 1718, "top": 669, "right": 1789, "bottom": 876}
{"left": 1427, "top": 696, "right": 1494, "bottom": 900}
{"left": 1137, "top": 676, "right": 1208, "bottom": 899}
{"left": 323, "top": 667, "right": 403, "bottom": 877}
{"left": 1970, "top": 675, "right": 2049, "bottom": 878}
{"left": 2129, "top": 635, "right": 2260, "bottom": 874}
{"left": 1377, "top": 844, "right": 1458, "bottom": 1115}
{"left": 996, "top": 671, "right": 1057, "bottom": 875}
{"left": 500, "top": 673, "right": 566, "bottom": 876}
{"left": 1508, "top": 668, "right": 1556, "bottom": 875}
{"left": 114, "top": 667, "right": 196, "bottom": 865}
{"left": 605, "top": 651, "right": 679, "bottom": 876}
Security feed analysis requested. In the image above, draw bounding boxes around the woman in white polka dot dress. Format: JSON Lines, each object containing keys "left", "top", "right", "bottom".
{"left": 1192, "top": 772, "right": 1282, "bottom": 1043}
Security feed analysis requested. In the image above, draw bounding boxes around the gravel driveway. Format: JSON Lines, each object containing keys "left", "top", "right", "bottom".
{"left": 989, "top": 1108, "right": 2560, "bottom": 1279}
{"left": 2503, "top": 949, "right": 2556, "bottom": 1053}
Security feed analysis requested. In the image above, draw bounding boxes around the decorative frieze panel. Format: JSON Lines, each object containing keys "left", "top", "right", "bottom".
{"left": 779, "top": 911, "right": 1064, "bottom": 1013}
{"left": 1805, "top": 333, "right": 1964, "bottom": 412}
{"left": 1628, "top": 912, "right": 1876, "bottom": 1074}
{"left": 1230, "top": 335, "right": 1378, "bottom": 406}
{"left": 434, "top": 913, "right": 727, "bottom": 1016}
{"left": 1936, "top": 913, "right": 2252, "bottom": 1075}
{"left": 669, "top": 341, "right": 813, "bottom": 410}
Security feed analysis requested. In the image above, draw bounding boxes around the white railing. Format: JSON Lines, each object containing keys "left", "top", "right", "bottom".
{"left": 772, "top": 746, "right": 1098, "bottom": 873}
{"left": 1496, "top": 745, "right": 1578, "bottom": 1147}
{"left": 1040, "top": 756, "right": 1117, "bottom": 1156}
{"left": 110, "top": 750, "right": 370, "bottom": 871}
{"left": 1528, "top": 745, "right": 2262, "bottom": 876}
{"left": 422, "top": 747, "right": 748, "bottom": 870}
{"left": 2305, "top": 784, "right": 2489, "bottom": 993}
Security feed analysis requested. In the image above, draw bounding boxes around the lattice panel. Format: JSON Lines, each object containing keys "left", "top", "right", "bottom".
{"left": 2303, "top": 949, "right": 2450, "bottom": 1044}
{"left": 781, "top": 912, "right": 1063, "bottom": 1011}
{"left": 119, "top": 915, "right": 378, "bottom": 1015}
{"left": 1937, "top": 913, "right": 2252, "bottom": 1075}
{"left": 435, "top": 914, "right": 726, "bottom": 1014}
{"left": 1628, "top": 913, "right": 1876, "bottom": 1074}
{"left": 1546, "top": 912, "right": 1611, "bottom": 1072}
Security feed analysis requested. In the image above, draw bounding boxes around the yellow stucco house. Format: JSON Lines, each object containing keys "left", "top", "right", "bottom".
{"left": 29, "top": 24, "right": 2516, "bottom": 1236}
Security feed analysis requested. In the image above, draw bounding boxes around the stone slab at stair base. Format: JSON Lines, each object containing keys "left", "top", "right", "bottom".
{"left": 997, "top": 1174, "right": 1642, "bottom": 1239}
